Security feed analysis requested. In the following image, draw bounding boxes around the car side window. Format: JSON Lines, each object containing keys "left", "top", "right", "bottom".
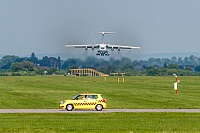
{"left": 74, "top": 95, "right": 86, "bottom": 100}
{"left": 88, "top": 95, "right": 98, "bottom": 99}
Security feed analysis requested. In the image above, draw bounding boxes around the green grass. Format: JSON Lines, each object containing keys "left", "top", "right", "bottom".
{"left": 0, "top": 76, "right": 200, "bottom": 132}
{"left": 0, "top": 76, "right": 200, "bottom": 109}
{"left": 0, "top": 113, "right": 199, "bottom": 133}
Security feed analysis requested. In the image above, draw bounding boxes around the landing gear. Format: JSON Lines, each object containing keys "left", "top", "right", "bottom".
{"left": 96, "top": 51, "right": 109, "bottom": 56}
{"left": 104, "top": 53, "right": 109, "bottom": 56}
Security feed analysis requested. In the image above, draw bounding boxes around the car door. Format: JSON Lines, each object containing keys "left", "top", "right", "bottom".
{"left": 73, "top": 95, "right": 87, "bottom": 109}
{"left": 86, "top": 95, "right": 98, "bottom": 109}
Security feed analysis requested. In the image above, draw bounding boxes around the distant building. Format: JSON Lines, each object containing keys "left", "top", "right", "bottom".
{"left": 34, "top": 64, "right": 50, "bottom": 69}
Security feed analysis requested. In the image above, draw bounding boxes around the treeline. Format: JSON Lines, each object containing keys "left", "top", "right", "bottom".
{"left": 0, "top": 53, "right": 200, "bottom": 76}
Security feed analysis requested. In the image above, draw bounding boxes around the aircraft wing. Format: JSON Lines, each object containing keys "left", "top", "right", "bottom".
{"left": 107, "top": 44, "right": 141, "bottom": 49}
{"left": 65, "top": 44, "right": 99, "bottom": 49}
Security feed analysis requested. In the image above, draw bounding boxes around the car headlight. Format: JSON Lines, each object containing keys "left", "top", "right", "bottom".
{"left": 60, "top": 101, "right": 65, "bottom": 104}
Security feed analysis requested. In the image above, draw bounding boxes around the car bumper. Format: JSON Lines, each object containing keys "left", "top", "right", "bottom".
{"left": 102, "top": 103, "right": 107, "bottom": 109}
{"left": 59, "top": 104, "right": 65, "bottom": 109}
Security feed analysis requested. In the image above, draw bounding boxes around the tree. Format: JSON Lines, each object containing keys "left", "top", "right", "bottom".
{"left": 110, "top": 59, "right": 120, "bottom": 68}
{"left": 147, "top": 58, "right": 155, "bottom": 66}
{"left": 10, "top": 63, "right": 20, "bottom": 72}
{"left": 163, "top": 62, "right": 167, "bottom": 68}
{"left": 189, "top": 55, "right": 199, "bottom": 65}
{"left": 28, "top": 53, "right": 38, "bottom": 64}
{"left": 84, "top": 56, "right": 100, "bottom": 68}
{"left": 189, "top": 55, "right": 195, "bottom": 62}
{"left": 185, "top": 67, "right": 192, "bottom": 71}
{"left": 105, "top": 65, "right": 117, "bottom": 74}
{"left": 50, "top": 57, "right": 58, "bottom": 68}
{"left": 57, "top": 56, "right": 61, "bottom": 70}
{"left": 21, "top": 61, "right": 34, "bottom": 71}
{"left": 15, "top": 57, "right": 28, "bottom": 63}
{"left": 98, "top": 59, "right": 110, "bottom": 67}
{"left": 0, "top": 55, "right": 19, "bottom": 69}
{"left": 120, "top": 57, "right": 132, "bottom": 68}
{"left": 39, "top": 56, "right": 51, "bottom": 67}
{"left": 168, "top": 64, "right": 178, "bottom": 69}
{"left": 166, "top": 69, "right": 178, "bottom": 76}
{"left": 47, "top": 67, "right": 57, "bottom": 75}
{"left": 183, "top": 57, "right": 189, "bottom": 65}
{"left": 195, "top": 66, "right": 200, "bottom": 72}
{"left": 10, "top": 61, "right": 34, "bottom": 72}
{"left": 171, "top": 56, "right": 177, "bottom": 64}
{"left": 177, "top": 57, "right": 183, "bottom": 65}
{"left": 62, "top": 58, "right": 80, "bottom": 69}
{"left": 121, "top": 65, "right": 135, "bottom": 76}
{"left": 146, "top": 66, "right": 158, "bottom": 76}
{"left": 162, "top": 58, "right": 171, "bottom": 65}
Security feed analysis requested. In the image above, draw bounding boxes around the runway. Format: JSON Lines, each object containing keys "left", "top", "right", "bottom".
{"left": 0, "top": 109, "right": 200, "bottom": 113}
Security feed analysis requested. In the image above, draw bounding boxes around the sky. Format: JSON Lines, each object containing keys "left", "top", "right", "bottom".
{"left": 0, "top": 0, "right": 200, "bottom": 59}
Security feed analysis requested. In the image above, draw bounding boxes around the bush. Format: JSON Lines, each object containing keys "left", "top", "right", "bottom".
{"left": 11, "top": 73, "right": 21, "bottom": 76}
{"left": 0, "top": 73, "right": 8, "bottom": 76}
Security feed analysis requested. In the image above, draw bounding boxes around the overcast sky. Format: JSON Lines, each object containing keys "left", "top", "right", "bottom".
{"left": 0, "top": 0, "right": 200, "bottom": 59}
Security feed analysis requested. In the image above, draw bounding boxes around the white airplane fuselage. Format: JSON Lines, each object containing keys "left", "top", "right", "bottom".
{"left": 96, "top": 44, "right": 109, "bottom": 56}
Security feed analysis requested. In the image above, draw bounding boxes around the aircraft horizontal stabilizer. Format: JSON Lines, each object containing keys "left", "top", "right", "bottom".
{"left": 98, "top": 32, "right": 116, "bottom": 34}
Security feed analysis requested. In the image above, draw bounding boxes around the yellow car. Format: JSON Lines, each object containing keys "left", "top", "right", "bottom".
{"left": 59, "top": 93, "right": 107, "bottom": 111}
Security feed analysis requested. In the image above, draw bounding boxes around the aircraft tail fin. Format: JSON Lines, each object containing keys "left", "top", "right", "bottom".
{"left": 98, "top": 32, "right": 116, "bottom": 43}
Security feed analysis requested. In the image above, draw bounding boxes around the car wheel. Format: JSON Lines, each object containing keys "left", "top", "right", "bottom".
{"left": 66, "top": 104, "right": 73, "bottom": 111}
{"left": 95, "top": 104, "right": 103, "bottom": 111}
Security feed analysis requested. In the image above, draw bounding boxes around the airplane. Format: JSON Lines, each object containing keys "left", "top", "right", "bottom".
{"left": 65, "top": 32, "right": 141, "bottom": 56}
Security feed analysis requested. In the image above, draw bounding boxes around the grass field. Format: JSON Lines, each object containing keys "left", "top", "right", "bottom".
{"left": 0, "top": 113, "right": 200, "bottom": 133}
{"left": 0, "top": 76, "right": 200, "bottom": 109}
{"left": 0, "top": 76, "right": 200, "bottom": 132}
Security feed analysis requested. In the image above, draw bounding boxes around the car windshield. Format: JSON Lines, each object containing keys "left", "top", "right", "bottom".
{"left": 72, "top": 95, "right": 80, "bottom": 100}
{"left": 72, "top": 94, "right": 88, "bottom": 100}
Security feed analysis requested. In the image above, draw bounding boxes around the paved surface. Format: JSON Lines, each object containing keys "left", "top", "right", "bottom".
{"left": 0, "top": 109, "right": 200, "bottom": 113}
